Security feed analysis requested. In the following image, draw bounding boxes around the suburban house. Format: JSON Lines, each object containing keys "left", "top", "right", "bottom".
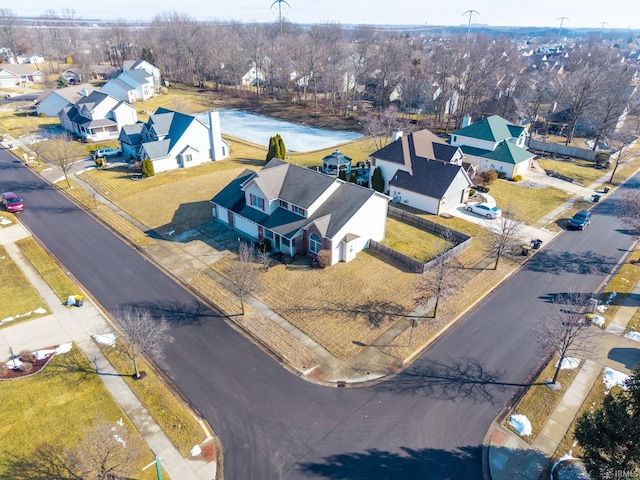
{"left": 102, "top": 60, "right": 161, "bottom": 103}
{"left": 369, "top": 129, "right": 472, "bottom": 215}
{"left": 35, "top": 84, "right": 97, "bottom": 117}
{"left": 449, "top": 115, "right": 535, "bottom": 179}
{"left": 59, "top": 90, "right": 138, "bottom": 141}
{"left": 91, "top": 64, "right": 119, "bottom": 81}
{"left": 118, "top": 108, "right": 229, "bottom": 172}
{"left": 210, "top": 159, "right": 390, "bottom": 265}
{"left": 0, "top": 64, "right": 45, "bottom": 87}
{"left": 15, "top": 54, "right": 45, "bottom": 64}
{"left": 241, "top": 65, "right": 265, "bottom": 87}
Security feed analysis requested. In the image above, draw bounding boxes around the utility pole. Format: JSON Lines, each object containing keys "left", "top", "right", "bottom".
{"left": 556, "top": 17, "right": 569, "bottom": 40}
{"left": 463, "top": 10, "right": 479, "bottom": 42}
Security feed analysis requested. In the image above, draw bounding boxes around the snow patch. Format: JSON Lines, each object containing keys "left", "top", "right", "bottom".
{"left": 93, "top": 333, "right": 116, "bottom": 346}
{"left": 0, "top": 217, "right": 11, "bottom": 225}
{"left": 509, "top": 414, "right": 532, "bottom": 436}
{"left": 191, "top": 445, "right": 202, "bottom": 457}
{"left": 35, "top": 349, "right": 56, "bottom": 360}
{"left": 588, "top": 314, "right": 605, "bottom": 327}
{"left": 624, "top": 331, "right": 640, "bottom": 343}
{"left": 55, "top": 343, "right": 72, "bottom": 355}
{"left": 1, "top": 306, "right": 48, "bottom": 325}
{"left": 603, "top": 367, "right": 629, "bottom": 393}
{"left": 556, "top": 357, "right": 580, "bottom": 370}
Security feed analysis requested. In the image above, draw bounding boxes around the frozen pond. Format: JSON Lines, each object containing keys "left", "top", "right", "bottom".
{"left": 198, "top": 109, "right": 363, "bottom": 152}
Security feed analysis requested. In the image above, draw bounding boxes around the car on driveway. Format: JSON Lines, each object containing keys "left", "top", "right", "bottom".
{"left": 567, "top": 210, "right": 592, "bottom": 230}
{"left": 466, "top": 202, "right": 501, "bottom": 219}
{"left": 94, "top": 148, "right": 121, "bottom": 159}
{"left": 1, "top": 192, "right": 24, "bottom": 212}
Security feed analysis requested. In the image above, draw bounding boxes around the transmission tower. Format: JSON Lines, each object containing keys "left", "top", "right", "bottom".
{"left": 556, "top": 17, "right": 568, "bottom": 40}
{"left": 271, "top": 0, "right": 291, "bottom": 34}
{"left": 462, "top": 10, "right": 479, "bottom": 42}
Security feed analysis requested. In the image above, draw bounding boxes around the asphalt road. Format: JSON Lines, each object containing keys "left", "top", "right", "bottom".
{"left": 1, "top": 148, "right": 637, "bottom": 479}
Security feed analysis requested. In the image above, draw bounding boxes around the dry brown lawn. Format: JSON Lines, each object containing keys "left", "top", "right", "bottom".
{"left": 212, "top": 250, "right": 420, "bottom": 361}
{"left": 191, "top": 272, "right": 319, "bottom": 370}
{"left": 79, "top": 159, "right": 258, "bottom": 236}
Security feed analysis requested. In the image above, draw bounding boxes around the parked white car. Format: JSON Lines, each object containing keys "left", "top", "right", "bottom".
{"left": 94, "top": 148, "right": 121, "bottom": 159}
{"left": 466, "top": 202, "right": 502, "bottom": 219}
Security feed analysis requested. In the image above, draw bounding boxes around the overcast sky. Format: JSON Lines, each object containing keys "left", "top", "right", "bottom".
{"left": 14, "top": 0, "right": 638, "bottom": 30}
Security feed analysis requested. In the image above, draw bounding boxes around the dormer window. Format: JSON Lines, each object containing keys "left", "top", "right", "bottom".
{"left": 279, "top": 200, "right": 289, "bottom": 209}
{"left": 292, "top": 205, "right": 306, "bottom": 216}
{"left": 250, "top": 193, "right": 265, "bottom": 211}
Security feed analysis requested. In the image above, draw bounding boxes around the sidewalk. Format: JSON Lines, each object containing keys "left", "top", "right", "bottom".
{"left": 0, "top": 222, "right": 217, "bottom": 480}
{"left": 487, "top": 283, "right": 640, "bottom": 480}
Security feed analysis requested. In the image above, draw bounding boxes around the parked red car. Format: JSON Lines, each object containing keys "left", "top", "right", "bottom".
{"left": 1, "top": 192, "right": 24, "bottom": 213}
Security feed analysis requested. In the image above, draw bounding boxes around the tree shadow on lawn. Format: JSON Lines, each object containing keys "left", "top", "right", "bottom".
{"left": 524, "top": 250, "right": 616, "bottom": 276}
{"left": 373, "top": 356, "right": 542, "bottom": 403}
{"left": 281, "top": 298, "right": 410, "bottom": 330}
{"left": 38, "top": 348, "right": 123, "bottom": 383}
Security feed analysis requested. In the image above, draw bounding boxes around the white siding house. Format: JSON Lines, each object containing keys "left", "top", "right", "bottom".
{"left": 119, "top": 109, "right": 229, "bottom": 172}
{"left": 449, "top": 115, "right": 534, "bottom": 179}
{"left": 211, "top": 159, "right": 389, "bottom": 265}
{"left": 369, "top": 129, "right": 472, "bottom": 215}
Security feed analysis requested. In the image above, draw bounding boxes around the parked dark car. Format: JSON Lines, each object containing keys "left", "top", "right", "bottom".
{"left": 568, "top": 210, "right": 592, "bottom": 230}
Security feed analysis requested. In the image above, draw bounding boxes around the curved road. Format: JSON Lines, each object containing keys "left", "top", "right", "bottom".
{"left": 2, "top": 149, "right": 636, "bottom": 479}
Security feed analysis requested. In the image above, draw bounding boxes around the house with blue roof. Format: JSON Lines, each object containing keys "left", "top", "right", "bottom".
{"left": 210, "top": 159, "right": 389, "bottom": 265}
{"left": 119, "top": 108, "right": 229, "bottom": 172}
{"left": 449, "top": 115, "right": 535, "bottom": 179}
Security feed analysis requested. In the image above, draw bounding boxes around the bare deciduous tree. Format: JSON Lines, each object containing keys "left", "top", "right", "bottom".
{"left": 2, "top": 418, "right": 143, "bottom": 480}
{"left": 227, "top": 241, "right": 260, "bottom": 315}
{"left": 66, "top": 418, "right": 144, "bottom": 480}
{"left": 484, "top": 204, "right": 524, "bottom": 270}
{"left": 535, "top": 290, "right": 598, "bottom": 387}
{"left": 617, "top": 190, "right": 640, "bottom": 235}
{"left": 415, "top": 230, "right": 461, "bottom": 320}
{"left": 606, "top": 129, "right": 637, "bottom": 184}
{"left": 41, "top": 135, "right": 84, "bottom": 188}
{"left": 115, "top": 307, "right": 170, "bottom": 379}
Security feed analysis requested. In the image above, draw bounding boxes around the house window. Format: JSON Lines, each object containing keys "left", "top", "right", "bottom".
{"left": 309, "top": 233, "right": 321, "bottom": 254}
{"left": 250, "top": 193, "right": 265, "bottom": 211}
{"left": 453, "top": 135, "right": 457, "bottom": 142}
{"left": 265, "top": 230, "right": 274, "bottom": 240}
{"left": 292, "top": 205, "right": 306, "bottom": 216}
{"left": 184, "top": 154, "right": 192, "bottom": 162}
{"left": 279, "top": 200, "right": 289, "bottom": 209}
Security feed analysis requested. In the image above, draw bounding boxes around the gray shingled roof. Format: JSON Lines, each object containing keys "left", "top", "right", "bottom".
{"left": 371, "top": 129, "right": 460, "bottom": 169}
{"left": 389, "top": 159, "right": 470, "bottom": 199}
{"left": 252, "top": 159, "right": 336, "bottom": 208}
{"left": 143, "top": 139, "right": 171, "bottom": 159}
{"left": 212, "top": 160, "right": 383, "bottom": 241}
{"left": 35, "top": 83, "right": 96, "bottom": 105}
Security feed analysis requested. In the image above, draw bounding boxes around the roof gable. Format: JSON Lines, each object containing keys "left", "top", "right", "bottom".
{"left": 371, "top": 129, "right": 460, "bottom": 170}
{"left": 452, "top": 115, "right": 524, "bottom": 142}
{"left": 479, "top": 139, "right": 534, "bottom": 165}
{"left": 390, "top": 159, "right": 471, "bottom": 198}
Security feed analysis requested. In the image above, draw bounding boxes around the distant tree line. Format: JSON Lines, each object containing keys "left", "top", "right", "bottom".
{"left": 1, "top": 8, "right": 639, "bottom": 141}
